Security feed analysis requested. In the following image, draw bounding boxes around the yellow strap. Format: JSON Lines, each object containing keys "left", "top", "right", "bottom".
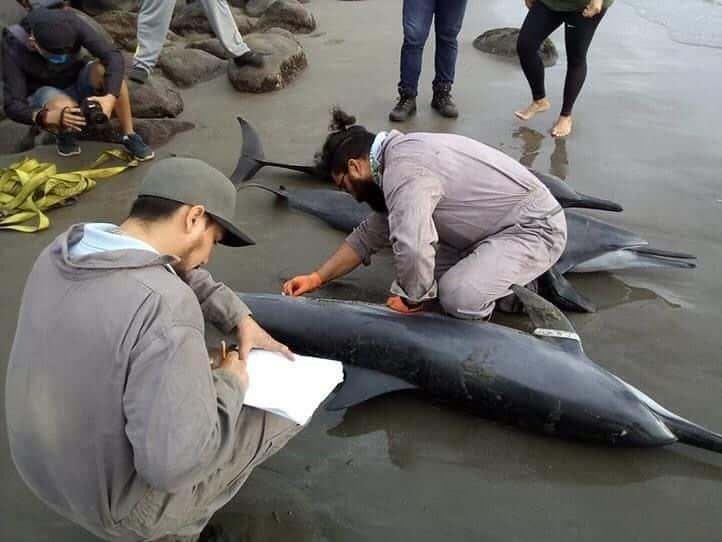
{"left": 0, "top": 149, "right": 137, "bottom": 233}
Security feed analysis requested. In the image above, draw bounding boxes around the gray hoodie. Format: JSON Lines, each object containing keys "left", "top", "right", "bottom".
{"left": 5, "top": 224, "right": 251, "bottom": 540}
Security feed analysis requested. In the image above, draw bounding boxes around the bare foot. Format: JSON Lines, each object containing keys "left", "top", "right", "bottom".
{"left": 551, "top": 115, "right": 573, "bottom": 137}
{"left": 514, "top": 98, "right": 551, "bottom": 121}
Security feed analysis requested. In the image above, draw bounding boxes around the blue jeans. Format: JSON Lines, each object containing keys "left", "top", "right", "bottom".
{"left": 28, "top": 61, "right": 99, "bottom": 109}
{"left": 398, "top": 0, "right": 468, "bottom": 96}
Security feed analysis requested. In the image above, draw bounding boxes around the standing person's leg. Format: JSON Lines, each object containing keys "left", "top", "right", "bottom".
{"left": 438, "top": 207, "right": 566, "bottom": 320}
{"left": 132, "top": 0, "right": 175, "bottom": 83}
{"left": 551, "top": 9, "right": 606, "bottom": 137}
{"left": 430, "top": 0, "right": 468, "bottom": 118}
{"left": 514, "top": 2, "right": 564, "bottom": 121}
{"left": 390, "top": 0, "right": 435, "bottom": 122}
{"left": 199, "top": 0, "right": 264, "bottom": 67}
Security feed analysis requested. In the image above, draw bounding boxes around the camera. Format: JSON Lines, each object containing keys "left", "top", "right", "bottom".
{"left": 80, "top": 98, "right": 108, "bottom": 126}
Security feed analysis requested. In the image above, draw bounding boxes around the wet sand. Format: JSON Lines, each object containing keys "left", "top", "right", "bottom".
{"left": 2, "top": 0, "right": 722, "bottom": 540}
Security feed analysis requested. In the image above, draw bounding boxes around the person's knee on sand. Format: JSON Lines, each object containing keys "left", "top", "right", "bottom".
{"left": 438, "top": 275, "right": 495, "bottom": 320}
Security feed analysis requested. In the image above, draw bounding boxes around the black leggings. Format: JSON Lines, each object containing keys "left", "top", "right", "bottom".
{"left": 517, "top": 2, "right": 606, "bottom": 116}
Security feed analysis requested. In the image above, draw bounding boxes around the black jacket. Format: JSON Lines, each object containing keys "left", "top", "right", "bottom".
{"left": 1, "top": 12, "right": 124, "bottom": 125}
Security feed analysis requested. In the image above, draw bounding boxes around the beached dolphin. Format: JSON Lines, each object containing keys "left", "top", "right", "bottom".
{"left": 237, "top": 288, "right": 722, "bottom": 454}
{"left": 231, "top": 117, "right": 624, "bottom": 213}
{"left": 242, "top": 183, "right": 697, "bottom": 274}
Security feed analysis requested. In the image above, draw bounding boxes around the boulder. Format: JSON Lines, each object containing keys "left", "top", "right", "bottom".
{"left": 0, "top": 87, "right": 5, "bottom": 122}
{"left": 186, "top": 38, "right": 231, "bottom": 60}
{"left": 257, "top": 0, "right": 315, "bottom": 34}
{"left": 70, "top": 8, "right": 115, "bottom": 46}
{"left": 0, "top": 121, "right": 37, "bottom": 155}
{"left": 69, "top": 0, "right": 137, "bottom": 16}
{"left": 171, "top": 3, "right": 258, "bottom": 37}
{"left": 158, "top": 47, "right": 227, "bottom": 88}
{"left": 78, "top": 118, "right": 195, "bottom": 147}
{"left": 227, "top": 28, "right": 307, "bottom": 93}
{"left": 244, "top": 0, "right": 276, "bottom": 17}
{"left": 95, "top": 10, "right": 182, "bottom": 52}
{"left": 473, "top": 27, "right": 558, "bottom": 68}
{"left": 128, "top": 76, "right": 184, "bottom": 118}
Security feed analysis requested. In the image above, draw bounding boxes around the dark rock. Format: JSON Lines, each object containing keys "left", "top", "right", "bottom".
{"left": 70, "top": 8, "right": 115, "bottom": 47}
{"left": 121, "top": 52, "right": 184, "bottom": 118}
{"left": 0, "top": 87, "right": 5, "bottom": 122}
{"left": 128, "top": 76, "right": 184, "bottom": 118}
{"left": 0, "top": 121, "right": 37, "bottom": 155}
{"left": 227, "top": 28, "right": 307, "bottom": 93}
{"left": 186, "top": 38, "right": 231, "bottom": 60}
{"left": 244, "top": 0, "right": 276, "bottom": 17}
{"left": 171, "top": 3, "right": 258, "bottom": 37}
{"left": 78, "top": 118, "right": 195, "bottom": 147}
{"left": 474, "top": 27, "right": 558, "bottom": 68}
{"left": 158, "top": 47, "right": 227, "bottom": 88}
{"left": 69, "top": 0, "right": 137, "bottom": 16}
{"left": 258, "top": 0, "right": 315, "bottom": 34}
{"left": 95, "top": 10, "right": 182, "bottom": 52}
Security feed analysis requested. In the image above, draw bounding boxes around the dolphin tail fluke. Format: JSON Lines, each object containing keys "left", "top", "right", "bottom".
{"left": 510, "top": 283, "right": 584, "bottom": 355}
{"left": 231, "top": 117, "right": 266, "bottom": 186}
{"left": 659, "top": 414, "right": 722, "bottom": 454}
{"left": 572, "top": 192, "right": 624, "bottom": 212}
{"left": 538, "top": 268, "right": 596, "bottom": 313}
{"left": 240, "top": 183, "right": 288, "bottom": 199}
{"left": 627, "top": 247, "right": 697, "bottom": 269}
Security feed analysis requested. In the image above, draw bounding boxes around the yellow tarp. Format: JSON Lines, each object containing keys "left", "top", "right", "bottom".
{"left": 0, "top": 149, "right": 137, "bottom": 233}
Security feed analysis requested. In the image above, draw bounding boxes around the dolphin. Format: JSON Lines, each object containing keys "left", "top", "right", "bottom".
{"left": 242, "top": 183, "right": 697, "bottom": 275}
{"left": 230, "top": 117, "right": 624, "bottom": 213}
{"left": 237, "top": 288, "right": 722, "bottom": 454}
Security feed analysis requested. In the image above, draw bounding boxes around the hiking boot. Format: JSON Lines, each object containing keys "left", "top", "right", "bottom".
{"left": 129, "top": 66, "right": 149, "bottom": 84}
{"left": 56, "top": 132, "right": 81, "bottom": 157}
{"left": 122, "top": 133, "right": 155, "bottom": 161}
{"left": 389, "top": 93, "right": 416, "bottom": 122}
{"left": 233, "top": 50, "right": 265, "bottom": 68}
{"left": 431, "top": 84, "right": 459, "bottom": 118}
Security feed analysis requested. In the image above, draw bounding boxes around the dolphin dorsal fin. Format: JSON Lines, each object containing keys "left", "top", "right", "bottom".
{"left": 510, "top": 284, "right": 584, "bottom": 355}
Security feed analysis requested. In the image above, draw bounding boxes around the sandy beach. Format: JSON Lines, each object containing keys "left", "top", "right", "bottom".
{"left": 1, "top": 0, "right": 722, "bottom": 540}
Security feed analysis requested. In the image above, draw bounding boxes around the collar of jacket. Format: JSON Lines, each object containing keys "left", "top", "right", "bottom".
{"left": 50, "top": 223, "right": 180, "bottom": 278}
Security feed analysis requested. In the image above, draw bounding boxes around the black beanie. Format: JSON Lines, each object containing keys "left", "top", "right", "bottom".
{"left": 27, "top": 7, "right": 79, "bottom": 54}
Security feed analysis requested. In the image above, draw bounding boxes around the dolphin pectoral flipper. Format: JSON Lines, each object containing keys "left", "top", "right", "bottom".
{"left": 326, "top": 365, "right": 419, "bottom": 411}
{"left": 538, "top": 268, "right": 596, "bottom": 313}
{"left": 241, "top": 183, "right": 289, "bottom": 199}
{"left": 510, "top": 283, "right": 584, "bottom": 355}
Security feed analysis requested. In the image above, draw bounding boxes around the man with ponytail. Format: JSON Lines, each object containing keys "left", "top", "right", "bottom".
{"left": 283, "top": 109, "right": 567, "bottom": 320}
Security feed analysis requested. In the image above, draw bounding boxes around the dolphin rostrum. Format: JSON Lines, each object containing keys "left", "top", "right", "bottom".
{"left": 231, "top": 116, "right": 624, "bottom": 213}
{"left": 238, "top": 288, "right": 722, "bottom": 454}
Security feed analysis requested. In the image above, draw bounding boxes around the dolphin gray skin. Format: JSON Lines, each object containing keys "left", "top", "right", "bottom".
{"left": 242, "top": 184, "right": 697, "bottom": 275}
{"left": 238, "top": 288, "right": 722, "bottom": 454}
{"left": 230, "top": 117, "right": 624, "bottom": 213}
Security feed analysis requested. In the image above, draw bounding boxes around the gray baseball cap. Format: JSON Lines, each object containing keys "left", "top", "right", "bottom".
{"left": 137, "top": 157, "right": 254, "bottom": 247}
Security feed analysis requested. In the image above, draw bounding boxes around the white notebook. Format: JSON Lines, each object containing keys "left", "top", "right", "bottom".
{"left": 243, "top": 349, "right": 345, "bottom": 426}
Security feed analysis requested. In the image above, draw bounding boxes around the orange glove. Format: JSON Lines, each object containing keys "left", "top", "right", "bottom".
{"left": 282, "top": 272, "right": 323, "bottom": 297}
{"left": 386, "top": 296, "right": 424, "bottom": 314}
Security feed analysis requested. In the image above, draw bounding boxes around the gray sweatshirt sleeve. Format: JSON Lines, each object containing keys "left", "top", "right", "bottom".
{"left": 345, "top": 212, "right": 391, "bottom": 265}
{"left": 124, "top": 323, "right": 246, "bottom": 492}
{"left": 180, "top": 268, "right": 251, "bottom": 333}
{"left": 386, "top": 166, "right": 443, "bottom": 303}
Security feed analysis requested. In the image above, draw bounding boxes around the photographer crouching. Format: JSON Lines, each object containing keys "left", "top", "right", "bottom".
{"left": 2, "top": 4, "right": 154, "bottom": 160}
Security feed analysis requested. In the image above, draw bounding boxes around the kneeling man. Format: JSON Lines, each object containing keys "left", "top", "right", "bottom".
{"left": 283, "top": 109, "right": 567, "bottom": 319}
{"left": 6, "top": 159, "right": 301, "bottom": 541}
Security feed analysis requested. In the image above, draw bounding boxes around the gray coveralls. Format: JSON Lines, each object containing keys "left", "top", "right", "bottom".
{"left": 345, "top": 131, "right": 567, "bottom": 319}
{"left": 134, "top": 0, "right": 250, "bottom": 73}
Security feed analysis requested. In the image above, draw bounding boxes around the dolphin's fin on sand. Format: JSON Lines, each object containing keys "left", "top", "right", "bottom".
{"left": 511, "top": 283, "right": 584, "bottom": 356}
{"left": 538, "top": 268, "right": 596, "bottom": 313}
{"left": 241, "top": 183, "right": 289, "bottom": 199}
{"left": 231, "top": 117, "right": 265, "bottom": 186}
{"left": 326, "top": 365, "right": 418, "bottom": 410}
{"left": 530, "top": 169, "right": 623, "bottom": 212}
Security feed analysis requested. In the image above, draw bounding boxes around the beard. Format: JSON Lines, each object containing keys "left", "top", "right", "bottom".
{"left": 349, "top": 177, "right": 388, "bottom": 213}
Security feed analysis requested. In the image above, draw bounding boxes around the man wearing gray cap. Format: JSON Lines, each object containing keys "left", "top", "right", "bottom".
{"left": 6, "top": 158, "right": 302, "bottom": 541}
